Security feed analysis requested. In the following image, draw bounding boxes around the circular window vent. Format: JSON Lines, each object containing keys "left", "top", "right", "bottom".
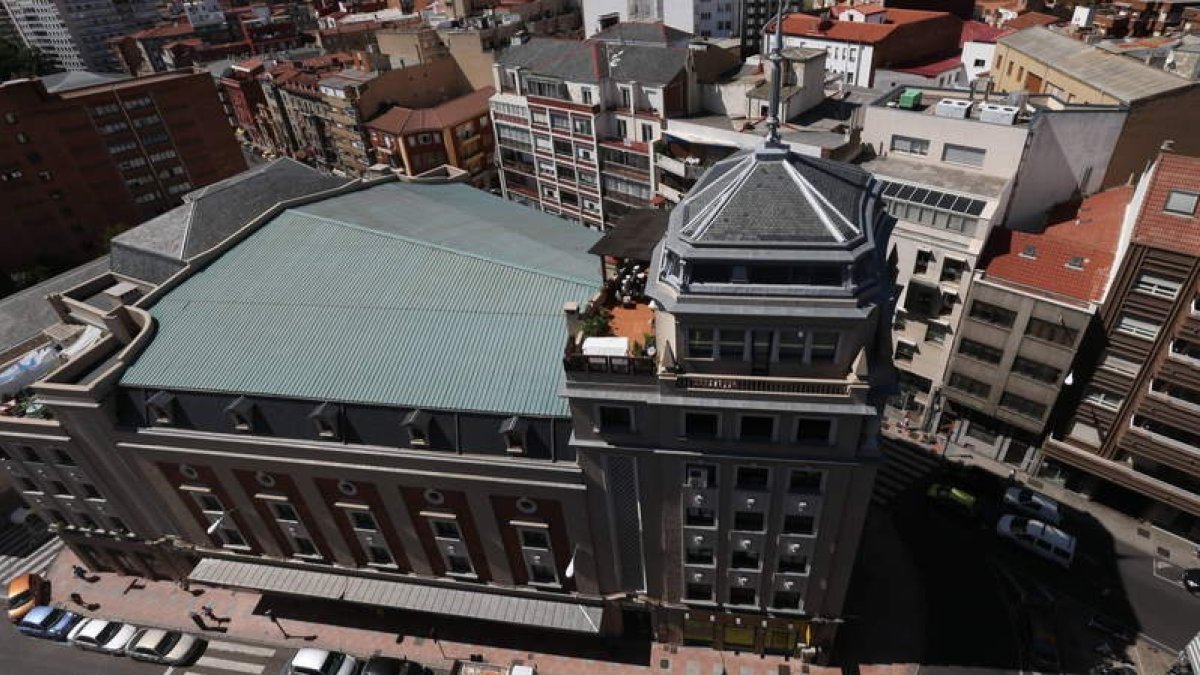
{"left": 180, "top": 464, "right": 199, "bottom": 480}
{"left": 255, "top": 471, "right": 276, "bottom": 488}
{"left": 338, "top": 480, "right": 358, "bottom": 496}
{"left": 424, "top": 489, "right": 445, "bottom": 505}
{"left": 516, "top": 497, "right": 538, "bottom": 514}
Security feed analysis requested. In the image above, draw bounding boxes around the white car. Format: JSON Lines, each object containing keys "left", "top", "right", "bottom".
{"left": 1003, "top": 486, "right": 1063, "bottom": 525}
{"left": 285, "top": 647, "right": 360, "bottom": 675}
{"left": 124, "top": 628, "right": 203, "bottom": 665}
{"left": 68, "top": 617, "right": 139, "bottom": 654}
{"left": 997, "top": 515, "right": 1076, "bottom": 568}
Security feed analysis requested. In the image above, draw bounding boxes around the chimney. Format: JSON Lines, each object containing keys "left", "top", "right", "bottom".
{"left": 563, "top": 302, "right": 582, "bottom": 342}
{"left": 1161, "top": 139, "right": 1176, "bottom": 152}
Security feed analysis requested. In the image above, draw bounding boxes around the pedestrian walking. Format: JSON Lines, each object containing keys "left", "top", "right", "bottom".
{"left": 72, "top": 564, "right": 88, "bottom": 580}
{"left": 201, "top": 604, "right": 224, "bottom": 624}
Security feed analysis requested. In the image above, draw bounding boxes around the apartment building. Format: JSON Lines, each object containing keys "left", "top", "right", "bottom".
{"left": 364, "top": 86, "right": 496, "bottom": 186}
{"left": 0, "top": 70, "right": 244, "bottom": 288}
{"left": 777, "top": 7, "right": 962, "bottom": 88}
{"left": 991, "top": 27, "right": 1200, "bottom": 188}
{"left": 219, "top": 59, "right": 271, "bottom": 149}
{"left": 1044, "top": 151, "right": 1200, "bottom": 541}
{"left": 563, "top": 125, "right": 895, "bottom": 651}
{"left": 740, "top": 0, "right": 802, "bottom": 54}
{"left": 490, "top": 22, "right": 739, "bottom": 229}
{"left": 583, "top": 0, "right": 742, "bottom": 38}
{"left": 2, "top": 0, "right": 159, "bottom": 72}
{"left": 858, "top": 85, "right": 1125, "bottom": 427}
{"left": 257, "top": 52, "right": 352, "bottom": 162}
{"left": 941, "top": 186, "right": 1132, "bottom": 468}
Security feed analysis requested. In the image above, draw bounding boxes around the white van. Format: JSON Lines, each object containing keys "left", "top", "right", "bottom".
{"left": 997, "top": 515, "right": 1076, "bottom": 568}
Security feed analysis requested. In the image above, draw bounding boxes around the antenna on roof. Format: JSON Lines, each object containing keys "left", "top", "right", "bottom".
{"left": 765, "top": 0, "right": 786, "bottom": 147}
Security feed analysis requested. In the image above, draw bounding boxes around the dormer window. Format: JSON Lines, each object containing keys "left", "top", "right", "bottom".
{"left": 308, "top": 402, "right": 338, "bottom": 439}
{"left": 401, "top": 409, "right": 432, "bottom": 447}
{"left": 225, "top": 396, "right": 254, "bottom": 433}
{"left": 500, "top": 416, "right": 529, "bottom": 455}
{"left": 1020, "top": 245, "right": 1037, "bottom": 259}
{"left": 1164, "top": 190, "right": 1198, "bottom": 216}
{"left": 146, "top": 391, "right": 176, "bottom": 426}
{"left": 1066, "top": 256, "right": 1085, "bottom": 270}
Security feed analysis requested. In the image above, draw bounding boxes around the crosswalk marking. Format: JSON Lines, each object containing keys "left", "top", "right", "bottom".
{"left": 872, "top": 439, "right": 944, "bottom": 507}
{"left": 0, "top": 536, "right": 63, "bottom": 584}
{"left": 206, "top": 640, "right": 277, "bottom": 657}
{"left": 191, "top": 656, "right": 267, "bottom": 674}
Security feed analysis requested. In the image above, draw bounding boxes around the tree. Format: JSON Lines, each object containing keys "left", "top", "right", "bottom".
{"left": 0, "top": 37, "right": 54, "bottom": 81}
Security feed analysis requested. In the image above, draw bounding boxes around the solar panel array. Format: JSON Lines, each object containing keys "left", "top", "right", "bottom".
{"left": 880, "top": 181, "right": 987, "bottom": 217}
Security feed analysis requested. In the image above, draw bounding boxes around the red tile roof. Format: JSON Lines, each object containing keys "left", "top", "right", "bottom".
{"left": 1131, "top": 152, "right": 1200, "bottom": 256}
{"left": 960, "top": 20, "right": 1011, "bottom": 45}
{"left": 833, "top": 3, "right": 890, "bottom": 15}
{"left": 891, "top": 54, "right": 964, "bottom": 77}
{"left": 777, "top": 7, "right": 955, "bottom": 44}
{"left": 1003, "top": 11, "right": 1062, "bottom": 29}
{"left": 129, "top": 22, "right": 195, "bottom": 40}
{"left": 365, "top": 86, "right": 495, "bottom": 135}
{"left": 982, "top": 185, "right": 1134, "bottom": 303}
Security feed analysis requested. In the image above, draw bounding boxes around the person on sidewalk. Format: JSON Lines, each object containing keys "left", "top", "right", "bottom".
{"left": 72, "top": 565, "right": 88, "bottom": 580}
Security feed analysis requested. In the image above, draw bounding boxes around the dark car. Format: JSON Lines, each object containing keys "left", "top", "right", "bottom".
{"left": 361, "top": 655, "right": 434, "bottom": 675}
{"left": 16, "top": 605, "right": 83, "bottom": 641}
{"left": 1183, "top": 568, "right": 1200, "bottom": 595}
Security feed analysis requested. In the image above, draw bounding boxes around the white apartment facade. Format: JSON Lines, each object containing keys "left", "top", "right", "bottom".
{"left": 583, "top": 0, "right": 741, "bottom": 38}
{"left": 3, "top": 0, "right": 159, "bottom": 71}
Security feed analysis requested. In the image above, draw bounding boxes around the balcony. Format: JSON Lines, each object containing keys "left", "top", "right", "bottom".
{"left": 564, "top": 267, "right": 658, "bottom": 379}
{"left": 669, "top": 374, "right": 862, "bottom": 398}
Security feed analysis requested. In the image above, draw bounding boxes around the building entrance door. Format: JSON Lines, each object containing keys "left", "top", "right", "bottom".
{"left": 751, "top": 330, "right": 774, "bottom": 375}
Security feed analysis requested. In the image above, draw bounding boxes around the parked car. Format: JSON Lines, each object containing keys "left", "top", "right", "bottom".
{"left": 997, "top": 515, "right": 1076, "bottom": 568}
{"left": 1003, "top": 487, "right": 1063, "bottom": 525}
{"left": 6, "top": 572, "right": 48, "bottom": 623}
{"left": 16, "top": 605, "right": 82, "bottom": 640}
{"left": 284, "top": 648, "right": 360, "bottom": 675}
{"left": 68, "top": 617, "right": 139, "bottom": 654}
{"left": 926, "top": 483, "right": 978, "bottom": 516}
{"left": 1183, "top": 569, "right": 1200, "bottom": 595}
{"left": 124, "top": 628, "right": 203, "bottom": 665}
{"left": 361, "top": 655, "right": 434, "bottom": 675}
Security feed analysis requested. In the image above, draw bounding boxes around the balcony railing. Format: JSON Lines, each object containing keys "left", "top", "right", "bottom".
{"left": 672, "top": 373, "right": 857, "bottom": 397}
{"left": 563, "top": 353, "right": 657, "bottom": 376}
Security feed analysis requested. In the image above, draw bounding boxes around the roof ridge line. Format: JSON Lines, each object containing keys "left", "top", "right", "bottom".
{"left": 287, "top": 207, "right": 599, "bottom": 288}
{"left": 684, "top": 155, "right": 756, "bottom": 239}
{"left": 781, "top": 160, "right": 852, "bottom": 242}
{"left": 156, "top": 296, "right": 572, "bottom": 317}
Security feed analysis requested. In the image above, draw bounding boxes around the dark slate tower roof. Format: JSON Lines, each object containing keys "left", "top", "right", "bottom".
{"left": 677, "top": 147, "right": 873, "bottom": 246}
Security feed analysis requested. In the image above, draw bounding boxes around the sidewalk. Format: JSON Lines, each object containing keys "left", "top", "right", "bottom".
{"left": 44, "top": 547, "right": 917, "bottom": 675}
{"left": 881, "top": 424, "right": 1198, "bottom": 563}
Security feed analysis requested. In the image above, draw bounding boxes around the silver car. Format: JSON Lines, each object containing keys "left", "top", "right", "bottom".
{"left": 68, "top": 618, "right": 139, "bottom": 654}
{"left": 285, "top": 647, "right": 360, "bottom": 675}
{"left": 124, "top": 628, "right": 203, "bottom": 665}
{"left": 1003, "top": 486, "right": 1063, "bottom": 525}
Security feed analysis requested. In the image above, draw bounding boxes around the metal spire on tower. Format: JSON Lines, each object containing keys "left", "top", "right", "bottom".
{"left": 765, "top": 0, "right": 786, "bottom": 146}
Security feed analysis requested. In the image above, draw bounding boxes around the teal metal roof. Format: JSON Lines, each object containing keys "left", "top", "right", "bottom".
{"left": 120, "top": 181, "right": 602, "bottom": 417}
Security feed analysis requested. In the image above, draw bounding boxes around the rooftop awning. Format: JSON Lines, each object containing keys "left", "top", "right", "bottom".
{"left": 188, "top": 558, "right": 604, "bottom": 635}
{"left": 587, "top": 209, "right": 670, "bottom": 262}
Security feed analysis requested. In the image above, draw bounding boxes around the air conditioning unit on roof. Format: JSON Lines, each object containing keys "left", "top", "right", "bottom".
{"left": 934, "top": 98, "right": 972, "bottom": 119}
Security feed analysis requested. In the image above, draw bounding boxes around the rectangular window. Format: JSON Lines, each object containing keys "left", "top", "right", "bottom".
{"left": 1134, "top": 272, "right": 1183, "bottom": 299}
{"left": 1101, "top": 351, "right": 1141, "bottom": 375}
{"left": 685, "top": 506, "right": 716, "bottom": 527}
{"left": 890, "top": 135, "right": 929, "bottom": 156}
{"left": 1011, "top": 356, "right": 1061, "bottom": 384}
{"left": 81, "top": 483, "right": 101, "bottom": 500}
{"left": 925, "top": 322, "right": 950, "bottom": 345}
{"left": 942, "top": 144, "right": 986, "bottom": 168}
{"left": 1165, "top": 190, "right": 1199, "bottom": 216}
{"left": 51, "top": 481, "right": 70, "bottom": 497}
{"left": 53, "top": 449, "right": 75, "bottom": 466}
{"left": 349, "top": 510, "right": 378, "bottom": 531}
{"left": 685, "top": 463, "right": 717, "bottom": 489}
{"left": 597, "top": 405, "right": 633, "bottom": 433}
{"left": 718, "top": 329, "right": 746, "bottom": 360}
{"left": 1116, "top": 314, "right": 1160, "bottom": 341}
{"left": 969, "top": 301, "right": 1016, "bottom": 328}
{"left": 728, "top": 587, "right": 756, "bottom": 606}
{"left": 958, "top": 338, "right": 1003, "bottom": 364}
{"left": 795, "top": 419, "right": 832, "bottom": 445}
{"left": 736, "top": 466, "right": 770, "bottom": 490}
{"left": 687, "top": 328, "right": 714, "bottom": 359}
{"left": 788, "top": 469, "right": 822, "bottom": 494}
{"left": 1084, "top": 386, "right": 1124, "bottom": 410}
{"left": 730, "top": 549, "right": 760, "bottom": 570}
{"left": 739, "top": 416, "right": 776, "bottom": 443}
{"left": 999, "top": 392, "right": 1047, "bottom": 419}
{"left": 782, "top": 514, "right": 815, "bottom": 535}
{"left": 292, "top": 536, "right": 318, "bottom": 557}
{"left": 940, "top": 257, "right": 967, "bottom": 283}
{"left": 778, "top": 553, "right": 809, "bottom": 575}
{"left": 271, "top": 502, "right": 299, "bottom": 522}
{"left": 914, "top": 249, "right": 934, "bottom": 275}
{"left": 949, "top": 372, "right": 991, "bottom": 398}
{"left": 431, "top": 519, "right": 462, "bottom": 540}
{"left": 581, "top": 89, "right": 593, "bottom": 104}
{"left": 895, "top": 340, "right": 916, "bottom": 361}
{"left": 685, "top": 583, "right": 713, "bottom": 601}
{"left": 686, "top": 546, "right": 715, "bottom": 565}
{"left": 684, "top": 412, "right": 720, "bottom": 439}
{"left": 810, "top": 332, "right": 838, "bottom": 363}
{"left": 733, "top": 511, "right": 765, "bottom": 531}
{"left": 778, "top": 329, "right": 807, "bottom": 363}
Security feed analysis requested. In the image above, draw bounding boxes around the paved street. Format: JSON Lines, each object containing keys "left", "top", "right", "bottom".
{"left": 837, "top": 437, "right": 1200, "bottom": 673}
{"left": 0, "top": 620, "right": 292, "bottom": 675}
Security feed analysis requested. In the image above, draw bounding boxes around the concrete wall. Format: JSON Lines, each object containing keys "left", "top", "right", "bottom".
{"left": 357, "top": 58, "right": 473, "bottom": 120}
{"left": 861, "top": 104, "right": 1028, "bottom": 178}
{"left": 1104, "top": 87, "right": 1200, "bottom": 189}
{"left": 1005, "top": 107, "right": 1127, "bottom": 231}
{"left": 783, "top": 36, "right": 874, "bottom": 87}
{"left": 440, "top": 30, "right": 501, "bottom": 91}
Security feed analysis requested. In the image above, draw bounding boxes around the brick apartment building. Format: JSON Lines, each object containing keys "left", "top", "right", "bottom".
{"left": 1044, "top": 151, "right": 1200, "bottom": 541}
{"left": 365, "top": 86, "right": 497, "bottom": 186}
{"left": 777, "top": 6, "right": 963, "bottom": 87}
{"left": 0, "top": 70, "right": 245, "bottom": 289}
{"left": 490, "top": 22, "right": 740, "bottom": 229}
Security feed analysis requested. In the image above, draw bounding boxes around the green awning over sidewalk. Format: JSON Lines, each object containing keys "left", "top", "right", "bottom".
{"left": 189, "top": 558, "right": 604, "bottom": 635}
